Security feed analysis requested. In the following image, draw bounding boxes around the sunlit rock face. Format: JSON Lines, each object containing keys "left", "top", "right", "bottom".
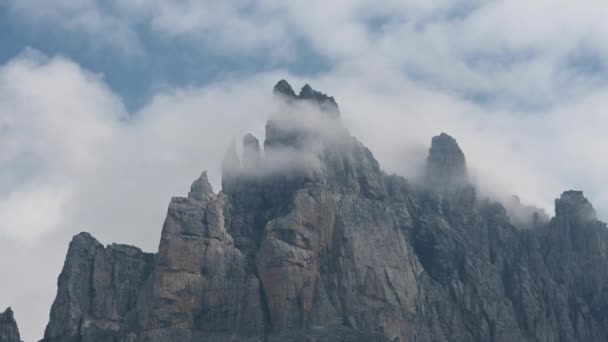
{"left": 41, "top": 81, "right": 608, "bottom": 342}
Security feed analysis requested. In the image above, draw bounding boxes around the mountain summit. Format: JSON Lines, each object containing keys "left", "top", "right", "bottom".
{"left": 273, "top": 79, "right": 339, "bottom": 117}
{"left": 425, "top": 132, "right": 468, "bottom": 190}
{"left": 39, "top": 81, "right": 608, "bottom": 342}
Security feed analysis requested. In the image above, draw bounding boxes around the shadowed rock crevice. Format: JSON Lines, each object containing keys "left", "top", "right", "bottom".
{"left": 40, "top": 80, "right": 608, "bottom": 342}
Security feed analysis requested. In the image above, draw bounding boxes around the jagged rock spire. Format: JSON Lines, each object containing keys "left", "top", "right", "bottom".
{"left": 425, "top": 133, "right": 468, "bottom": 191}
{"left": 273, "top": 79, "right": 297, "bottom": 97}
{"left": 272, "top": 79, "right": 340, "bottom": 117}
{"left": 555, "top": 190, "right": 597, "bottom": 222}
{"left": 43, "top": 232, "right": 153, "bottom": 342}
{"left": 0, "top": 308, "right": 21, "bottom": 342}
{"left": 188, "top": 171, "right": 214, "bottom": 201}
{"left": 242, "top": 133, "right": 261, "bottom": 169}
{"left": 299, "top": 84, "right": 338, "bottom": 111}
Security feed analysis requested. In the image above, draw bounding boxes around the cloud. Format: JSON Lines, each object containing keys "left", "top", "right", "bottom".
{"left": 224, "top": 99, "right": 348, "bottom": 181}
{"left": 6, "top": 0, "right": 608, "bottom": 108}
{"left": 0, "top": 49, "right": 124, "bottom": 241}
{"left": 0, "top": 185, "right": 68, "bottom": 241}
{"left": 4, "top": 1, "right": 143, "bottom": 57}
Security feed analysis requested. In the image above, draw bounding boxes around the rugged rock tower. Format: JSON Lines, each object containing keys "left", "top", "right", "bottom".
{"left": 0, "top": 308, "right": 22, "bottom": 342}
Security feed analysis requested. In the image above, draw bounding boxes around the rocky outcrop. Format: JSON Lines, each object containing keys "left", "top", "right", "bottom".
{"left": 0, "top": 308, "right": 21, "bottom": 342}
{"left": 41, "top": 233, "right": 154, "bottom": 342}
{"left": 425, "top": 132, "right": 467, "bottom": 191}
{"left": 41, "top": 80, "right": 608, "bottom": 342}
{"left": 273, "top": 79, "right": 339, "bottom": 117}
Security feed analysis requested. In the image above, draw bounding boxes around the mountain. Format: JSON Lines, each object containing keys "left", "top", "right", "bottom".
{"left": 39, "top": 81, "right": 608, "bottom": 342}
{"left": 1, "top": 308, "right": 22, "bottom": 342}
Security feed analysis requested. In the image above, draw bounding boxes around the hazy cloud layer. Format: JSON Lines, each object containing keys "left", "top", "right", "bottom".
{"left": 5, "top": 0, "right": 608, "bottom": 107}
{"left": 1, "top": 1, "right": 608, "bottom": 341}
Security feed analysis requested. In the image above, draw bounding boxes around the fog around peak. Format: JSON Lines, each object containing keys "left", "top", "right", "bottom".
{"left": 220, "top": 92, "right": 349, "bottom": 183}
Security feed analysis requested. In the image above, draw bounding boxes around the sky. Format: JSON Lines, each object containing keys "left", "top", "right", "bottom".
{"left": 1, "top": 1, "right": 608, "bottom": 340}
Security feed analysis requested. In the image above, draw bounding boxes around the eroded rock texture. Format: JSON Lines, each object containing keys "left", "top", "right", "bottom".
{"left": 41, "top": 233, "right": 154, "bottom": 341}
{"left": 0, "top": 308, "right": 22, "bottom": 342}
{"left": 42, "top": 81, "right": 608, "bottom": 342}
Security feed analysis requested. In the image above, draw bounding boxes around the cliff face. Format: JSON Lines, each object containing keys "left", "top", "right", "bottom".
{"left": 41, "top": 81, "right": 608, "bottom": 342}
{"left": 41, "top": 233, "right": 154, "bottom": 342}
{"left": 0, "top": 308, "right": 22, "bottom": 342}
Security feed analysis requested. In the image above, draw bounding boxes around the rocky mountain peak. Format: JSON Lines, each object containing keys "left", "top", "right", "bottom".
{"left": 273, "top": 79, "right": 296, "bottom": 97}
{"left": 425, "top": 132, "right": 468, "bottom": 190}
{"left": 42, "top": 232, "right": 153, "bottom": 342}
{"left": 0, "top": 307, "right": 21, "bottom": 342}
{"left": 188, "top": 171, "right": 214, "bottom": 202}
{"left": 555, "top": 190, "right": 597, "bottom": 222}
{"left": 71, "top": 231, "right": 103, "bottom": 250}
{"left": 0, "top": 307, "right": 14, "bottom": 322}
{"left": 266, "top": 80, "right": 345, "bottom": 149}
{"left": 242, "top": 133, "right": 261, "bottom": 169}
{"left": 272, "top": 80, "right": 339, "bottom": 117}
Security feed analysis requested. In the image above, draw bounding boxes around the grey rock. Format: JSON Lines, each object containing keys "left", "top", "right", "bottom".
{"left": 41, "top": 81, "right": 608, "bottom": 342}
{"left": 298, "top": 84, "right": 339, "bottom": 116}
{"left": 242, "top": 134, "right": 261, "bottom": 169}
{"left": 41, "top": 233, "right": 154, "bottom": 342}
{"left": 0, "top": 308, "right": 22, "bottom": 342}
{"left": 555, "top": 190, "right": 597, "bottom": 222}
{"left": 273, "top": 79, "right": 296, "bottom": 98}
{"left": 425, "top": 132, "right": 467, "bottom": 191}
{"left": 137, "top": 180, "right": 265, "bottom": 341}
{"left": 272, "top": 80, "right": 339, "bottom": 117}
{"left": 189, "top": 171, "right": 214, "bottom": 202}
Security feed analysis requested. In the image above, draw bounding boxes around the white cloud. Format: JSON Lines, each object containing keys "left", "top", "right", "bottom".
{"left": 0, "top": 185, "right": 68, "bottom": 241}
{"left": 6, "top": 1, "right": 142, "bottom": 56}
{"left": 0, "top": 50, "right": 123, "bottom": 241}
{"left": 6, "top": 0, "right": 608, "bottom": 107}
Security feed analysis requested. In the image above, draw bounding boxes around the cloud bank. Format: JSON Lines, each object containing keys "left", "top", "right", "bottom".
{"left": 5, "top": 0, "right": 608, "bottom": 107}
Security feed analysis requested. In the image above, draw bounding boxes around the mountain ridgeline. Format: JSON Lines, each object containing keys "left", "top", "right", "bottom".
{"left": 37, "top": 80, "right": 608, "bottom": 342}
